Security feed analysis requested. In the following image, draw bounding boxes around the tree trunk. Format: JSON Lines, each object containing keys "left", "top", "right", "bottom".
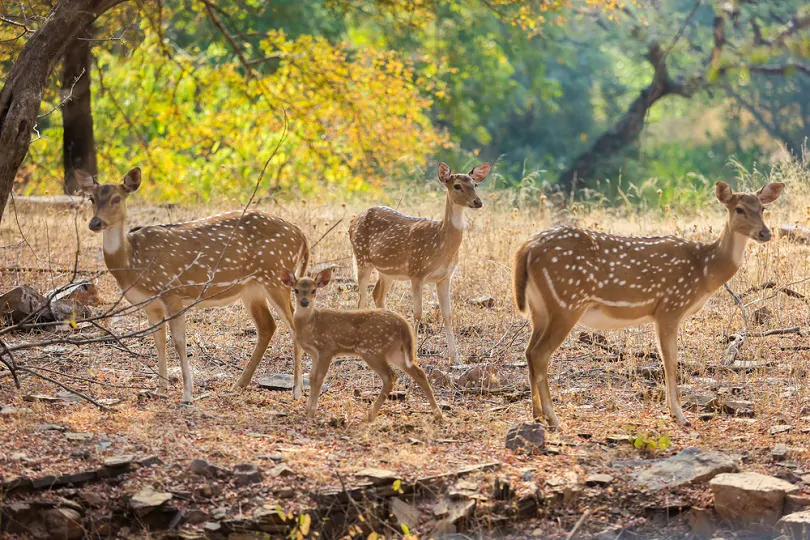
{"left": 557, "top": 44, "right": 695, "bottom": 193}
{"left": 0, "top": 0, "right": 125, "bottom": 222}
{"left": 61, "top": 24, "right": 97, "bottom": 195}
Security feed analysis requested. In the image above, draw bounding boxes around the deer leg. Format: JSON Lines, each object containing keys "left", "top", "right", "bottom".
{"left": 411, "top": 279, "right": 424, "bottom": 332}
{"left": 401, "top": 363, "right": 443, "bottom": 422}
{"left": 525, "top": 327, "right": 546, "bottom": 421}
{"left": 436, "top": 278, "right": 459, "bottom": 364}
{"left": 145, "top": 307, "right": 168, "bottom": 394}
{"left": 231, "top": 299, "right": 276, "bottom": 390}
{"left": 366, "top": 357, "right": 396, "bottom": 422}
{"left": 268, "top": 289, "right": 304, "bottom": 399}
{"left": 357, "top": 265, "right": 373, "bottom": 308}
{"left": 166, "top": 311, "right": 193, "bottom": 404}
{"left": 526, "top": 317, "right": 577, "bottom": 428}
{"left": 655, "top": 320, "right": 689, "bottom": 426}
{"left": 372, "top": 274, "right": 393, "bottom": 309}
{"left": 306, "top": 352, "right": 331, "bottom": 418}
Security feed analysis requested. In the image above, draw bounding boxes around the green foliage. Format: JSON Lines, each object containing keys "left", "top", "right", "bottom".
{"left": 630, "top": 430, "right": 672, "bottom": 454}
{"left": 21, "top": 27, "right": 447, "bottom": 202}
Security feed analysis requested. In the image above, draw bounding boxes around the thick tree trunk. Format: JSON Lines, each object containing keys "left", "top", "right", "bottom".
{"left": 61, "top": 24, "right": 97, "bottom": 195}
{"left": 557, "top": 44, "right": 695, "bottom": 194}
{"left": 0, "top": 0, "right": 125, "bottom": 222}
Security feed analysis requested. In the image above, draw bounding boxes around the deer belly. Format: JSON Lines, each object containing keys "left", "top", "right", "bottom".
{"left": 579, "top": 307, "right": 654, "bottom": 330}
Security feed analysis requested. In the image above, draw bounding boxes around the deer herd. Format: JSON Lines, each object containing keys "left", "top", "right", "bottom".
{"left": 77, "top": 165, "right": 784, "bottom": 429}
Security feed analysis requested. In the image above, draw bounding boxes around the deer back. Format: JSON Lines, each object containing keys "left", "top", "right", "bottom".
{"left": 127, "top": 211, "right": 308, "bottom": 298}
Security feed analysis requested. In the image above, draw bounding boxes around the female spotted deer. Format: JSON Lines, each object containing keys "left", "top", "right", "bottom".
{"left": 350, "top": 162, "right": 491, "bottom": 364}
{"left": 513, "top": 181, "right": 784, "bottom": 427}
{"left": 281, "top": 268, "right": 443, "bottom": 422}
{"left": 78, "top": 168, "right": 309, "bottom": 403}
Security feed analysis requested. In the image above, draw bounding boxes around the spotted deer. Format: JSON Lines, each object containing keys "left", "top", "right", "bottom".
{"left": 350, "top": 162, "right": 491, "bottom": 364}
{"left": 513, "top": 181, "right": 784, "bottom": 427}
{"left": 280, "top": 268, "right": 443, "bottom": 422}
{"left": 77, "top": 168, "right": 309, "bottom": 403}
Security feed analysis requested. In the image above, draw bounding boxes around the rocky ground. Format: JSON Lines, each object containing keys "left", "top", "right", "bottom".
{"left": 1, "top": 196, "right": 809, "bottom": 539}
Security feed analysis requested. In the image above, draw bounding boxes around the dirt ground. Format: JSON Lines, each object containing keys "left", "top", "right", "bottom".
{"left": 1, "top": 182, "right": 809, "bottom": 539}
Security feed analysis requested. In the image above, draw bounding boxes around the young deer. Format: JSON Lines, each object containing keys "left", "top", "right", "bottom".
{"left": 78, "top": 168, "right": 309, "bottom": 403}
{"left": 513, "top": 181, "right": 784, "bottom": 427}
{"left": 280, "top": 268, "right": 443, "bottom": 422}
{"left": 349, "top": 162, "right": 491, "bottom": 364}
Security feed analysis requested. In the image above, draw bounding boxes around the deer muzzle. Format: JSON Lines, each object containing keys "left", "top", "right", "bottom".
{"left": 472, "top": 198, "right": 483, "bottom": 209}
{"left": 88, "top": 217, "right": 104, "bottom": 232}
{"left": 299, "top": 298, "right": 310, "bottom": 308}
{"left": 758, "top": 227, "right": 772, "bottom": 242}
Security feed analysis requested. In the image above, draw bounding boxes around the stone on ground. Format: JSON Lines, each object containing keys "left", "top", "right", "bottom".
{"left": 632, "top": 447, "right": 736, "bottom": 491}
{"left": 130, "top": 488, "right": 173, "bottom": 516}
{"left": 778, "top": 509, "right": 810, "bottom": 538}
{"left": 710, "top": 472, "right": 799, "bottom": 525}
{"left": 505, "top": 422, "right": 545, "bottom": 451}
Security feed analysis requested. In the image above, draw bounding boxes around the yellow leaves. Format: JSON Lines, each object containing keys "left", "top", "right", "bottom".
{"left": 22, "top": 29, "right": 448, "bottom": 202}
{"left": 299, "top": 513, "right": 312, "bottom": 536}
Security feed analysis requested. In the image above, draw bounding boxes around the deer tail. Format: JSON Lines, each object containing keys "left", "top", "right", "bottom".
{"left": 297, "top": 235, "right": 310, "bottom": 278}
{"left": 513, "top": 242, "right": 531, "bottom": 315}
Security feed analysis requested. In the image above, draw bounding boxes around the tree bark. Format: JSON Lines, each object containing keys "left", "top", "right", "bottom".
{"left": 557, "top": 43, "right": 695, "bottom": 193}
{"left": 61, "top": 24, "right": 97, "bottom": 195}
{"left": 0, "top": 0, "right": 125, "bottom": 222}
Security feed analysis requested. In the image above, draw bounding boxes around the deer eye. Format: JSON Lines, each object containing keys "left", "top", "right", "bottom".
{"left": 89, "top": 196, "right": 96, "bottom": 204}
{"left": 111, "top": 197, "right": 121, "bottom": 205}
{"left": 294, "top": 288, "right": 299, "bottom": 294}
{"left": 735, "top": 207, "right": 745, "bottom": 215}
{"left": 453, "top": 184, "right": 462, "bottom": 190}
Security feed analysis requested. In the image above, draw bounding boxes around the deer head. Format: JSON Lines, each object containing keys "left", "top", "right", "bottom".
{"left": 77, "top": 168, "right": 142, "bottom": 232}
{"left": 282, "top": 268, "right": 332, "bottom": 311}
{"left": 716, "top": 181, "right": 784, "bottom": 243}
{"left": 438, "top": 162, "right": 490, "bottom": 209}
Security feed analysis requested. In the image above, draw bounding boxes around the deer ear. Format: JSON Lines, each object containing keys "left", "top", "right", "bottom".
{"left": 757, "top": 182, "right": 784, "bottom": 204}
{"left": 76, "top": 170, "right": 98, "bottom": 195}
{"left": 122, "top": 167, "right": 142, "bottom": 193}
{"left": 715, "top": 182, "right": 733, "bottom": 204}
{"left": 280, "top": 269, "right": 297, "bottom": 288}
{"left": 438, "top": 162, "right": 452, "bottom": 184}
{"left": 468, "top": 162, "right": 491, "bottom": 185}
{"left": 314, "top": 268, "right": 332, "bottom": 288}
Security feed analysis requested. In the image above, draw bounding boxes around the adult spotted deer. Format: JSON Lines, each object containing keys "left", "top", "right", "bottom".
{"left": 513, "top": 181, "right": 784, "bottom": 427}
{"left": 281, "top": 268, "right": 443, "bottom": 422}
{"left": 350, "top": 162, "right": 491, "bottom": 364}
{"left": 78, "top": 168, "right": 309, "bottom": 403}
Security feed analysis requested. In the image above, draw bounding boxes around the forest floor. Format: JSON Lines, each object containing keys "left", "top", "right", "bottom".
{"left": 1, "top": 187, "right": 809, "bottom": 539}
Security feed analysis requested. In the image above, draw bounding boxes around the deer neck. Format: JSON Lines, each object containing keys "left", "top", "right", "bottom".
{"left": 102, "top": 222, "right": 135, "bottom": 286}
{"left": 439, "top": 194, "right": 465, "bottom": 253}
{"left": 293, "top": 307, "right": 315, "bottom": 331}
{"left": 705, "top": 222, "right": 749, "bottom": 288}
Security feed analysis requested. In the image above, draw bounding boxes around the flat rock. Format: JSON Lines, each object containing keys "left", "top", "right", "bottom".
{"left": 632, "top": 447, "right": 736, "bottom": 491}
{"left": 233, "top": 463, "right": 262, "bottom": 486}
{"left": 778, "top": 509, "right": 810, "bottom": 538}
{"left": 0, "top": 285, "right": 90, "bottom": 326}
{"left": 1, "top": 406, "right": 33, "bottom": 415}
{"left": 130, "top": 488, "right": 173, "bottom": 516}
{"left": 505, "top": 422, "right": 545, "bottom": 451}
{"left": 103, "top": 455, "right": 135, "bottom": 468}
{"left": 391, "top": 497, "right": 419, "bottom": 530}
{"left": 683, "top": 392, "right": 719, "bottom": 412}
{"left": 64, "top": 432, "right": 93, "bottom": 441}
{"left": 773, "top": 444, "right": 788, "bottom": 462}
{"left": 770, "top": 424, "right": 793, "bottom": 435}
{"left": 606, "top": 434, "right": 632, "bottom": 445}
{"left": 269, "top": 464, "right": 294, "bottom": 478}
{"left": 355, "top": 468, "right": 397, "bottom": 483}
{"left": 710, "top": 472, "right": 799, "bottom": 525}
{"left": 257, "top": 374, "right": 309, "bottom": 392}
{"left": 721, "top": 399, "right": 756, "bottom": 417}
{"left": 585, "top": 474, "right": 614, "bottom": 486}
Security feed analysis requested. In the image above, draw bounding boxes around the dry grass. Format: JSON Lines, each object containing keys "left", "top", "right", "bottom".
{"left": 1, "top": 161, "right": 809, "bottom": 538}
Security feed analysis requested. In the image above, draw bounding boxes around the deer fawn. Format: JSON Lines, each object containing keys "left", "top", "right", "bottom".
{"left": 78, "top": 168, "right": 309, "bottom": 403}
{"left": 349, "top": 162, "right": 491, "bottom": 364}
{"left": 513, "top": 181, "right": 784, "bottom": 427}
{"left": 280, "top": 268, "right": 443, "bottom": 422}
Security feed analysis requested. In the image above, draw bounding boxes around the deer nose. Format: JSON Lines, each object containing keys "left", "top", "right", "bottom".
{"left": 473, "top": 199, "right": 483, "bottom": 208}
{"left": 299, "top": 298, "right": 310, "bottom": 308}
{"left": 758, "top": 228, "right": 772, "bottom": 242}
{"left": 88, "top": 217, "right": 103, "bottom": 232}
